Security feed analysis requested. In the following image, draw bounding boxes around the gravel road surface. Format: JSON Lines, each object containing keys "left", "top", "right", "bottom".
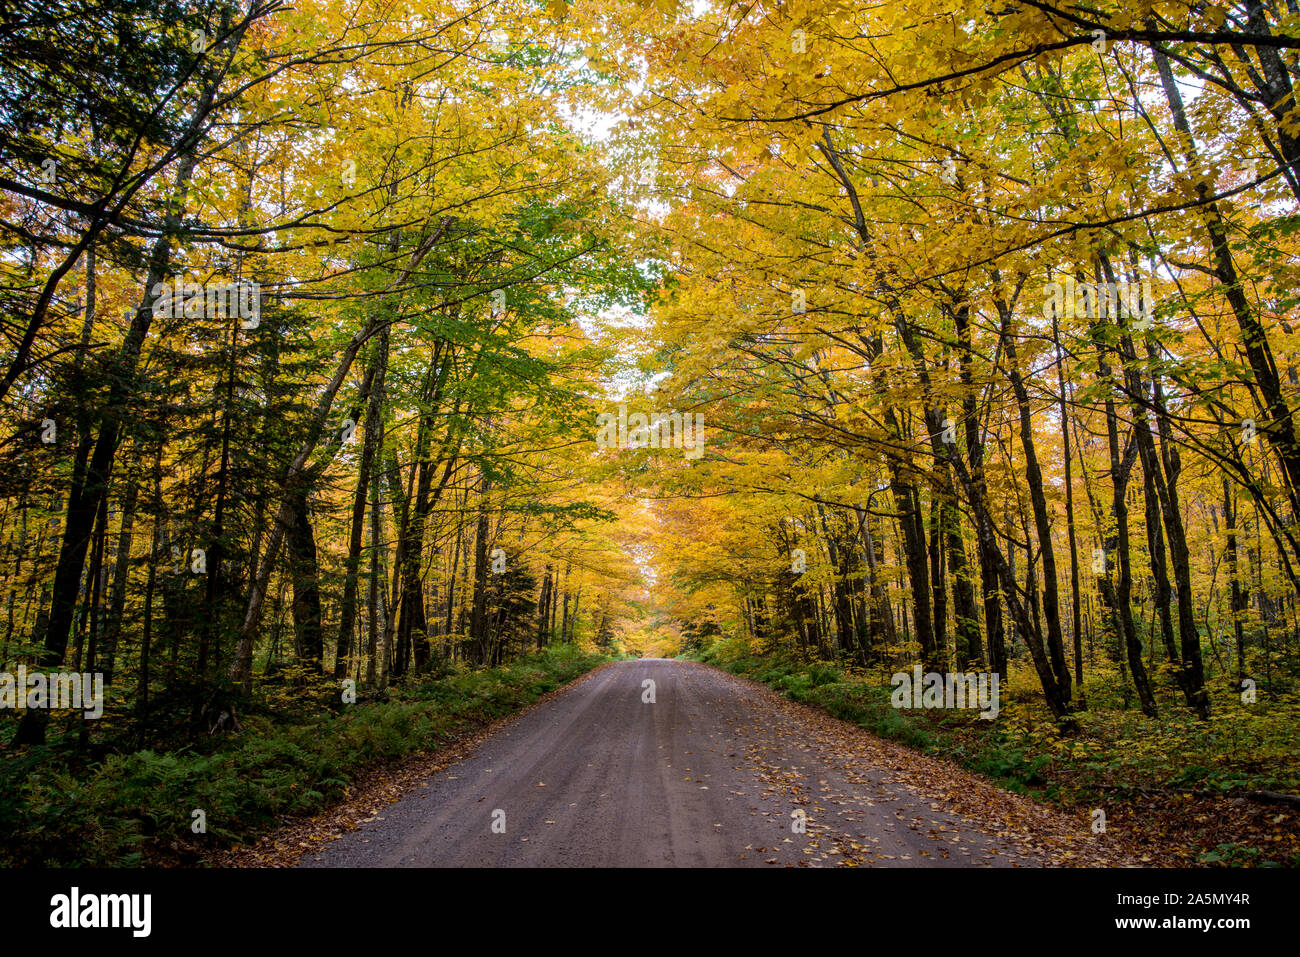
{"left": 301, "top": 659, "right": 1115, "bottom": 867}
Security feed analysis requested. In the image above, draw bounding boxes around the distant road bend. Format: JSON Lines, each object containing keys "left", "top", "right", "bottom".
{"left": 302, "top": 659, "right": 1119, "bottom": 867}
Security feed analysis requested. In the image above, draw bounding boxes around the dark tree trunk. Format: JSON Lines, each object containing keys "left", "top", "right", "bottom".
{"left": 1098, "top": 382, "right": 1158, "bottom": 717}
{"left": 998, "top": 297, "right": 1072, "bottom": 706}
{"left": 1224, "top": 479, "right": 1249, "bottom": 681}
{"left": 286, "top": 490, "right": 324, "bottom": 670}
{"left": 537, "top": 565, "right": 552, "bottom": 649}
{"left": 957, "top": 306, "right": 1002, "bottom": 677}
{"left": 1052, "top": 313, "right": 1085, "bottom": 703}
{"left": 337, "top": 333, "right": 386, "bottom": 678}
{"left": 101, "top": 475, "right": 138, "bottom": 685}
{"left": 14, "top": 153, "right": 197, "bottom": 746}
{"left": 468, "top": 476, "right": 492, "bottom": 664}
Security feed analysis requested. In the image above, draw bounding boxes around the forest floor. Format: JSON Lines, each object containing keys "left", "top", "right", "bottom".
{"left": 697, "top": 643, "right": 1300, "bottom": 867}
{"left": 231, "top": 659, "right": 1134, "bottom": 867}
{"left": 0, "top": 646, "right": 611, "bottom": 867}
{"left": 209, "top": 657, "right": 623, "bottom": 867}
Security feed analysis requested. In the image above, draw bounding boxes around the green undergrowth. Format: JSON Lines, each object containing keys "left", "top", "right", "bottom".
{"left": 692, "top": 638, "right": 1300, "bottom": 866}
{"left": 0, "top": 645, "right": 609, "bottom": 867}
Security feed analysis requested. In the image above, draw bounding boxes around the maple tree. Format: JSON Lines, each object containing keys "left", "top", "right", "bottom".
{"left": 580, "top": 0, "right": 1300, "bottom": 728}
{"left": 0, "top": 0, "right": 647, "bottom": 747}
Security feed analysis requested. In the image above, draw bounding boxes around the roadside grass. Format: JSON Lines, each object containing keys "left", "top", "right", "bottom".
{"left": 691, "top": 638, "right": 1300, "bottom": 866}
{"left": 0, "top": 645, "right": 610, "bottom": 867}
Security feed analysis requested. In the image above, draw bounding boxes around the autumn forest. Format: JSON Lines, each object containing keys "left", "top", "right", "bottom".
{"left": 1, "top": 0, "right": 1299, "bottom": 870}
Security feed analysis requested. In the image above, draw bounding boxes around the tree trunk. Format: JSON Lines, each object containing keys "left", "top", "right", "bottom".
{"left": 997, "top": 296, "right": 1072, "bottom": 706}
{"left": 286, "top": 490, "right": 323, "bottom": 670}
{"left": 338, "top": 334, "right": 387, "bottom": 678}
{"left": 1051, "top": 312, "right": 1086, "bottom": 703}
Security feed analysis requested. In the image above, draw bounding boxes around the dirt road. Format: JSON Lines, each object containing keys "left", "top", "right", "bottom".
{"left": 301, "top": 659, "right": 1117, "bottom": 867}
